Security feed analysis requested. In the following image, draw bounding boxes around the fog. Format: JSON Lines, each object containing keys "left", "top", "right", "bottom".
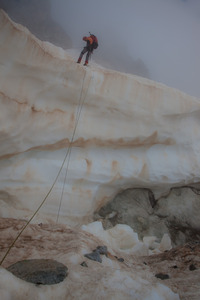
{"left": 50, "top": 0, "right": 200, "bottom": 98}
{"left": 0, "top": 0, "right": 200, "bottom": 98}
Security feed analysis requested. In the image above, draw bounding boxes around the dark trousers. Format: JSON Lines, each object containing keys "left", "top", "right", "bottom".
{"left": 78, "top": 47, "right": 92, "bottom": 64}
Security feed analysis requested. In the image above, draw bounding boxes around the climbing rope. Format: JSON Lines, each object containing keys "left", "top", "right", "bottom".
{"left": 56, "top": 69, "right": 92, "bottom": 223}
{"left": 0, "top": 68, "right": 92, "bottom": 266}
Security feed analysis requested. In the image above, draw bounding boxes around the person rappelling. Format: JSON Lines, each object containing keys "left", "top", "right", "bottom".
{"left": 77, "top": 32, "right": 98, "bottom": 66}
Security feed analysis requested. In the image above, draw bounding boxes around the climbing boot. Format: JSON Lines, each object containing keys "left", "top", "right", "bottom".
{"left": 84, "top": 61, "right": 88, "bottom": 66}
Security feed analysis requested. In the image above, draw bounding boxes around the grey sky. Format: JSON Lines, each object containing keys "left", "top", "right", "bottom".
{"left": 51, "top": 0, "right": 200, "bottom": 98}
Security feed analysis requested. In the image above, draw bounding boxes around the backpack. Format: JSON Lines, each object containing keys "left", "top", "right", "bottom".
{"left": 90, "top": 34, "right": 98, "bottom": 49}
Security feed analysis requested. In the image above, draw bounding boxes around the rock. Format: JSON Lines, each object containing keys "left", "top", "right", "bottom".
{"left": 7, "top": 259, "right": 68, "bottom": 285}
{"left": 189, "top": 264, "right": 197, "bottom": 271}
{"left": 116, "top": 257, "right": 124, "bottom": 262}
{"left": 96, "top": 187, "right": 200, "bottom": 246}
{"left": 155, "top": 273, "right": 170, "bottom": 280}
{"left": 84, "top": 246, "right": 108, "bottom": 263}
{"left": 80, "top": 261, "right": 88, "bottom": 267}
{"left": 84, "top": 251, "right": 102, "bottom": 263}
{"left": 172, "top": 265, "right": 178, "bottom": 269}
{"left": 96, "top": 245, "right": 108, "bottom": 256}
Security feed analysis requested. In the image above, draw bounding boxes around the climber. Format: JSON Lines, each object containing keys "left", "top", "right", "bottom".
{"left": 77, "top": 33, "right": 98, "bottom": 66}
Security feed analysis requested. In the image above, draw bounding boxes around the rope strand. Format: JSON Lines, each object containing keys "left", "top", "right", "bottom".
{"left": 56, "top": 70, "right": 92, "bottom": 223}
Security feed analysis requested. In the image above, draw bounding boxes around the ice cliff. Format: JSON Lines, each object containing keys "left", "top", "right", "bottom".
{"left": 0, "top": 9, "right": 200, "bottom": 300}
{"left": 0, "top": 9, "right": 200, "bottom": 227}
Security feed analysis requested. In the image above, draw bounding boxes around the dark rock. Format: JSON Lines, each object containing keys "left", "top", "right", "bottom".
{"left": 95, "top": 186, "right": 200, "bottom": 246}
{"left": 114, "top": 256, "right": 124, "bottom": 262}
{"left": 80, "top": 261, "right": 88, "bottom": 267}
{"left": 84, "top": 251, "right": 102, "bottom": 263}
{"left": 189, "top": 264, "right": 197, "bottom": 271}
{"left": 117, "top": 257, "right": 124, "bottom": 262}
{"left": 155, "top": 273, "right": 169, "bottom": 280}
{"left": 7, "top": 259, "right": 68, "bottom": 285}
{"left": 148, "top": 190, "right": 157, "bottom": 208}
{"left": 96, "top": 245, "right": 108, "bottom": 256}
{"left": 172, "top": 265, "right": 178, "bottom": 269}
